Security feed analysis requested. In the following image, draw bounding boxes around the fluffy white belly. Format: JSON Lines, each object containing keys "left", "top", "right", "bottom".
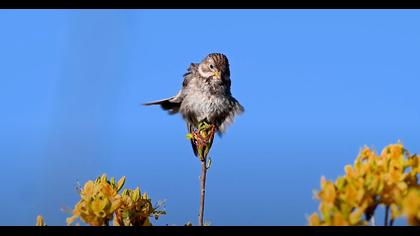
{"left": 181, "top": 93, "right": 228, "bottom": 122}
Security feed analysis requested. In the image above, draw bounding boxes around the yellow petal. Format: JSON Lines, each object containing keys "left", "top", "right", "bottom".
{"left": 81, "top": 181, "right": 95, "bottom": 200}
{"left": 390, "top": 203, "right": 401, "bottom": 220}
{"left": 308, "top": 213, "right": 321, "bottom": 226}
{"left": 332, "top": 212, "right": 348, "bottom": 226}
{"left": 66, "top": 215, "right": 78, "bottom": 226}
{"left": 349, "top": 208, "right": 363, "bottom": 225}
{"left": 91, "top": 195, "right": 110, "bottom": 216}
{"left": 322, "top": 182, "right": 336, "bottom": 203}
{"left": 133, "top": 187, "right": 141, "bottom": 201}
{"left": 344, "top": 165, "right": 353, "bottom": 177}
{"left": 100, "top": 174, "right": 107, "bottom": 183}
{"left": 117, "top": 176, "right": 126, "bottom": 192}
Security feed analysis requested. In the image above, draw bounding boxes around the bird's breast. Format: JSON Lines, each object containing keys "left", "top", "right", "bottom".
{"left": 180, "top": 91, "right": 230, "bottom": 126}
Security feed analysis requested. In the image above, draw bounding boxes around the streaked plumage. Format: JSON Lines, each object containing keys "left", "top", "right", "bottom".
{"left": 144, "top": 53, "right": 244, "bottom": 156}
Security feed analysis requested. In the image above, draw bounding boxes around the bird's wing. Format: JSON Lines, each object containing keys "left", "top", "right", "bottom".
{"left": 143, "top": 63, "right": 197, "bottom": 113}
{"left": 182, "top": 63, "right": 198, "bottom": 88}
{"left": 143, "top": 96, "right": 181, "bottom": 115}
{"left": 143, "top": 96, "right": 176, "bottom": 106}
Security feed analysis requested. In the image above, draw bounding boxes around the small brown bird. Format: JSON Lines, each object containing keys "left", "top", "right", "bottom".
{"left": 144, "top": 53, "right": 244, "bottom": 156}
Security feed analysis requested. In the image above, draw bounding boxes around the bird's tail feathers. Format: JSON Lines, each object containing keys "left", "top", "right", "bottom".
{"left": 188, "top": 123, "right": 198, "bottom": 157}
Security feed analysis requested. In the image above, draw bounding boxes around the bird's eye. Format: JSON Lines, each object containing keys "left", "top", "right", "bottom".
{"left": 209, "top": 64, "right": 214, "bottom": 69}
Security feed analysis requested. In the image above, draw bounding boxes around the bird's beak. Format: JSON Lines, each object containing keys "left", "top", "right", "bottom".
{"left": 213, "top": 71, "right": 221, "bottom": 79}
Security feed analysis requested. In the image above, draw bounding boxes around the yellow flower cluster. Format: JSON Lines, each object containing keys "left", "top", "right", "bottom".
{"left": 114, "top": 187, "right": 166, "bottom": 226}
{"left": 66, "top": 174, "right": 165, "bottom": 226}
{"left": 308, "top": 143, "right": 420, "bottom": 226}
{"left": 66, "top": 174, "right": 125, "bottom": 226}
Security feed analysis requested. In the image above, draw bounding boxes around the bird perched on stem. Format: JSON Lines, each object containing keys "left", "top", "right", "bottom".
{"left": 144, "top": 53, "right": 244, "bottom": 157}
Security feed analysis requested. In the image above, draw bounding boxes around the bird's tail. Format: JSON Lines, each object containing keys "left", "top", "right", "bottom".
{"left": 187, "top": 122, "right": 198, "bottom": 157}
{"left": 188, "top": 123, "right": 198, "bottom": 157}
{"left": 143, "top": 97, "right": 180, "bottom": 115}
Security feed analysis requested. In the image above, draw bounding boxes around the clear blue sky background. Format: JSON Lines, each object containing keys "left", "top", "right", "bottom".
{"left": 0, "top": 10, "right": 419, "bottom": 226}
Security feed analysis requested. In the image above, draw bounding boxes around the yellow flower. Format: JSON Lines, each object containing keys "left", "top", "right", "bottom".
{"left": 80, "top": 181, "right": 95, "bottom": 201}
{"left": 36, "top": 215, "right": 46, "bottom": 226}
{"left": 408, "top": 154, "right": 420, "bottom": 174}
{"left": 319, "top": 180, "right": 336, "bottom": 204}
{"left": 113, "top": 187, "right": 166, "bottom": 226}
{"left": 360, "top": 146, "right": 372, "bottom": 160}
{"left": 308, "top": 213, "right": 321, "bottom": 226}
{"left": 381, "top": 143, "right": 403, "bottom": 160}
{"left": 344, "top": 165, "right": 354, "bottom": 178}
{"left": 401, "top": 188, "right": 420, "bottom": 226}
{"left": 67, "top": 174, "right": 125, "bottom": 226}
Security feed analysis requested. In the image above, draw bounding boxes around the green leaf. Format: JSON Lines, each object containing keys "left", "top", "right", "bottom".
{"left": 206, "top": 157, "right": 212, "bottom": 169}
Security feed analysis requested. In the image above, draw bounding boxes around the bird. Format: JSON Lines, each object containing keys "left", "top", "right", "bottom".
{"left": 143, "top": 53, "right": 244, "bottom": 156}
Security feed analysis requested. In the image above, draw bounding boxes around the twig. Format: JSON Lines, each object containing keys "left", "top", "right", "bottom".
{"left": 191, "top": 121, "right": 215, "bottom": 226}
{"left": 384, "top": 205, "right": 389, "bottom": 226}
{"left": 189, "top": 121, "right": 216, "bottom": 226}
{"left": 198, "top": 158, "right": 207, "bottom": 226}
{"left": 365, "top": 202, "right": 377, "bottom": 226}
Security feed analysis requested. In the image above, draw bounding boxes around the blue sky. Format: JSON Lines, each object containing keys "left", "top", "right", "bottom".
{"left": 0, "top": 10, "right": 419, "bottom": 226}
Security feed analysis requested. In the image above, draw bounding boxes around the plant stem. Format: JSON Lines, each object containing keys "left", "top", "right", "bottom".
{"left": 369, "top": 215, "right": 376, "bottom": 226}
{"left": 365, "top": 202, "right": 377, "bottom": 226}
{"left": 384, "top": 206, "right": 389, "bottom": 226}
{"left": 198, "top": 158, "right": 207, "bottom": 226}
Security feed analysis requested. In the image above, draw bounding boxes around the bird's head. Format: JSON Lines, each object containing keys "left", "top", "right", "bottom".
{"left": 198, "top": 53, "right": 230, "bottom": 82}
